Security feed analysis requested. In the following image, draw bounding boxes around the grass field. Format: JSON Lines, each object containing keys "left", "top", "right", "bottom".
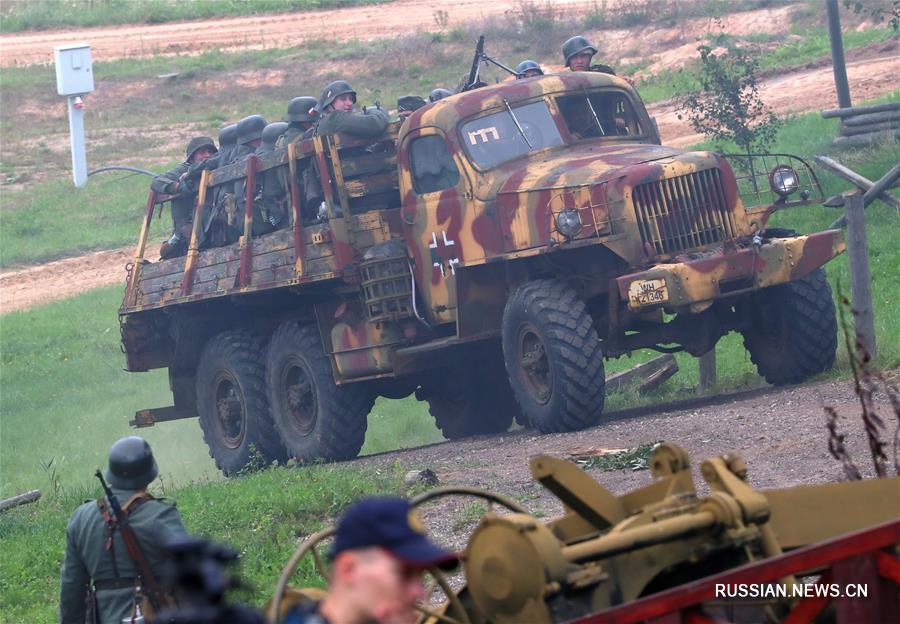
{"left": 0, "top": 461, "right": 405, "bottom": 623}
{"left": 0, "top": 0, "right": 381, "bottom": 33}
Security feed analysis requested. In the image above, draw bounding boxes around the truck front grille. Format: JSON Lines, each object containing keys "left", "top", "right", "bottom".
{"left": 632, "top": 168, "right": 736, "bottom": 255}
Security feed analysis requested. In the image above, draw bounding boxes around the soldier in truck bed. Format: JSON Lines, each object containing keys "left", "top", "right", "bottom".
{"left": 151, "top": 136, "right": 217, "bottom": 260}
{"left": 312, "top": 80, "right": 389, "bottom": 139}
{"left": 281, "top": 96, "right": 319, "bottom": 144}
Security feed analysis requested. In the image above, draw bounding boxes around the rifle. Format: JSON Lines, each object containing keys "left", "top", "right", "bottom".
{"left": 463, "top": 35, "right": 519, "bottom": 91}
{"left": 464, "top": 35, "right": 485, "bottom": 91}
{"left": 95, "top": 470, "right": 172, "bottom": 612}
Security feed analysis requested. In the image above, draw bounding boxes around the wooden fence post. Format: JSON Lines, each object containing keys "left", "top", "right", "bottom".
{"left": 845, "top": 191, "right": 876, "bottom": 359}
{"left": 699, "top": 349, "right": 716, "bottom": 391}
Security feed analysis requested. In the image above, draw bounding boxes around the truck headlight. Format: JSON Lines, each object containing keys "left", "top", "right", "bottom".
{"left": 769, "top": 165, "right": 799, "bottom": 198}
{"left": 556, "top": 208, "right": 583, "bottom": 239}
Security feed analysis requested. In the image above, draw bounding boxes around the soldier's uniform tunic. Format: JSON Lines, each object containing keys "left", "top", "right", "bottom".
{"left": 151, "top": 162, "right": 194, "bottom": 232}
{"left": 59, "top": 487, "right": 187, "bottom": 624}
{"left": 314, "top": 107, "right": 390, "bottom": 138}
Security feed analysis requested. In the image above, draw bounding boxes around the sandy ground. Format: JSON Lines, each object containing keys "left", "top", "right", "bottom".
{"left": 0, "top": 0, "right": 601, "bottom": 67}
{"left": 350, "top": 376, "right": 900, "bottom": 548}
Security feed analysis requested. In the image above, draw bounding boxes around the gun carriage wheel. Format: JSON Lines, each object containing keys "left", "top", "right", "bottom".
{"left": 271, "top": 487, "right": 526, "bottom": 623}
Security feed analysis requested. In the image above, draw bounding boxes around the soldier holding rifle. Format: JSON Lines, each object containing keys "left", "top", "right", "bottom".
{"left": 60, "top": 436, "right": 187, "bottom": 623}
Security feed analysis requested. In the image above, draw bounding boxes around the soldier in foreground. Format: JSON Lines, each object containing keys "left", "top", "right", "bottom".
{"left": 151, "top": 136, "right": 217, "bottom": 259}
{"left": 282, "top": 497, "right": 456, "bottom": 624}
{"left": 562, "top": 35, "right": 617, "bottom": 75}
{"left": 60, "top": 436, "right": 188, "bottom": 623}
{"left": 313, "top": 80, "right": 389, "bottom": 139}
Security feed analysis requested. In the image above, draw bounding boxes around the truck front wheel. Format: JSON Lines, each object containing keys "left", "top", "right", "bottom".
{"left": 502, "top": 280, "right": 606, "bottom": 433}
{"left": 196, "top": 330, "right": 286, "bottom": 475}
{"left": 266, "top": 321, "right": 374, "bottom": 461}
{"left": 742, "top": 268, "right": 837, "bottom": 385}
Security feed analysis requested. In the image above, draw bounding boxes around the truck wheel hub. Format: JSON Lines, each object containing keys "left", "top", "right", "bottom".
{"left": 517, "top": 324, "right": 552, "bottom": 404}
{"left": 214, "top": 377, "right": 245, "bottom": 448}
{"left": 284, "top": 362, "right": 316, "bottom": 436}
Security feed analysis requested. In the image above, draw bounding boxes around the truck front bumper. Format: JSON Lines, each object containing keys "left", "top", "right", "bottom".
{"left": 616, "top": 230, "right": 845, "bottom": 312}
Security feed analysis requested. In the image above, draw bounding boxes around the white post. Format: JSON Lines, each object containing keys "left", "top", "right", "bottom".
{"left": 54, "top": 43, "right": 94, "bottom": 188}
{"left": 67, "top": 96, "right": 88, "bottom": 188}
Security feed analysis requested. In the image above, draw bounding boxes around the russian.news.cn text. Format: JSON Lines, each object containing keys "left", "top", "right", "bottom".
{"left": 715, "top": 583, "right": 868, "bottom": 599}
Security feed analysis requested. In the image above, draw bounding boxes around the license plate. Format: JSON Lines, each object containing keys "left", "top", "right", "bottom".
{"left": 628, "top": 278, "right": 668, "bottom": 306}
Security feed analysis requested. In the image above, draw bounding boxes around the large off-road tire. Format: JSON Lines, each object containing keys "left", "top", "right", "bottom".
{"left": 742, "top": 268, "right": 837, "bottom": 385}
{"left": 502, "top": 280, "right": 606, "bottom": 433}
{"left": 425, "top": 358, "right": 516, "bottom": 439}
{"left": 266, "top": 321, "right": 374, "bottom": 461}
{"left": 196, "top": 330, "right": 286, "bottom": 476}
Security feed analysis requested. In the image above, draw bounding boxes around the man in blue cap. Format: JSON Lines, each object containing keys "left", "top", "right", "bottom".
{"left": 285, "top": 497, "right": 456, "bottom": 624}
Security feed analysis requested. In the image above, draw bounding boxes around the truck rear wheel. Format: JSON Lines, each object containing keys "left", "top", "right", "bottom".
{"left": 266, "top": 321, "right": 374, "bottom": 461}
{"left": 742, "top": 268, "right": 837, "bottom": 385}
{"left": 196, "top": 330, "right": 286, "bottom": 475}
{"left": 502, "top": 280, "right": 606, "bottom": 433}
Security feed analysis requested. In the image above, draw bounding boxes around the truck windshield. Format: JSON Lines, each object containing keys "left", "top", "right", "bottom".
{"left": 460, "top": 100, "right": 564, "bottom": 170}
{"left": 556, "top": 91, "right": 643, "bottom": 141}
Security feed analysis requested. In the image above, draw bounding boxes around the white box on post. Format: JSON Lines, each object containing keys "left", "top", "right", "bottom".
{"left": 53, "top": 43, "right": 94, "bottom": 187}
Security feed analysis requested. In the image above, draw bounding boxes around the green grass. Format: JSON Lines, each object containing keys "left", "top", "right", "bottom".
{"left": 637, "top": 27, "right": 898, "bottom": 104}
{"left": 0, "top": 461, "right": 405, "bottom": 623}
{"left": 0, "top": 285, "right": 441, "bottom": 499}
{"left": 0, "top": 174, "right": 168, "bottom": 267}
{"left": 0, "top": 0, "right": 382, "bottom": 33}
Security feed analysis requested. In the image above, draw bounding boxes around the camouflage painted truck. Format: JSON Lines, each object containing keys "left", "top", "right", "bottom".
{"left": 120, "top": 71, "right": 843, "bottom": 474}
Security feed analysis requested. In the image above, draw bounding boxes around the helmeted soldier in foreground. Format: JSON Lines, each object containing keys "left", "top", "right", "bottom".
{"left": 60, "top": 436, "right": 188, "bottom": 624}
{"left": 151, "top": 136, "right": 217, "bottom": 259}
{"left": 313, "top": 80, "right": 389, "bottom": 139}
{"left": 515, "top": 59, "right": 544, "bottom": 78}
{"left": 281, "top": 96, "right": 319, "bottom": 144}
{"left": 282, "top": 497, "right": 456, "bottom": 624}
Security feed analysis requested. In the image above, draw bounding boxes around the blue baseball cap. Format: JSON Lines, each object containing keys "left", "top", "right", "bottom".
{"left": 330, "top": 497, "right": 458, "bottom": 570}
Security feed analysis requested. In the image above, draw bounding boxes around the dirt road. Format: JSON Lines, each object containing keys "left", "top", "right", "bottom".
{"left": 0, "top": 0, "right": 599, "bottom": 67}
{"left": 353, "top": 376, "right": 898, "bottom": 541}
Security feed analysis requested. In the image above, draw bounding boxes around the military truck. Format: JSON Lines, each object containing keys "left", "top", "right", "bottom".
{"left": 121, "top": 71, "right": 843, "bottom": 474}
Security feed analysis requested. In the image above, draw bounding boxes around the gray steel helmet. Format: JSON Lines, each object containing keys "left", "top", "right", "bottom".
{"left": 515, "top": 60, "right": 544, "bottom": 77}
{"left": 285, "top": 96, "right": 318, "bottom": 123}
{"left": 105, "top": 436, "right": 158, "bottom": 490}
{"left": 562, "top": 35, "right": 597, "bottom": 66}
{"left": 186, "top": 136, "right": 217, "bottom": 161}
{"left": 260, "top": 122, "right": 289, "bottom": 151}
{"left": 237, "top": 115, "right": 268, "bottom": 145}
{"left": 218, "top": 124, "right": 238, "bottom": 148}
{"left": 317, "top": 80, "right": 356, "bottom": 113}
{"left": 429, "top": 88, "right": 453, "bottom": 102}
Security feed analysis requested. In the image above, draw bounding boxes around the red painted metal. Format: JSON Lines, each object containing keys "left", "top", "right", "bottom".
{"left": 568, "top": 519, "right": 899, "bottom": 624}
{"left": 875, "top": 551, "right": 900, "bottom": 584}
{"left": 238, "top": 155, "right": 258, "bottom": 288}
{"left": 832, "top": 554, "right": 882, "bottom": 624}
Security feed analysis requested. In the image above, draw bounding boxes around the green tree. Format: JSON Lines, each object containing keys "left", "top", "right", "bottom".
{"left": 677, "top": 44, "right": 780, "bottom": 160}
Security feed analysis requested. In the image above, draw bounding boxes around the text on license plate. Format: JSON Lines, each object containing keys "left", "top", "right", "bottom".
{"left": 628, "top": 278, "right": 668, "bottom": 306}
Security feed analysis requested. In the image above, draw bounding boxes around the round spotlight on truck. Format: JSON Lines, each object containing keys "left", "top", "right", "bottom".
{"left": 555, "top": 208, "right": 583, "bottom": 239}
{"left": 769, "top": 165, "right": 799, "bottom": 198}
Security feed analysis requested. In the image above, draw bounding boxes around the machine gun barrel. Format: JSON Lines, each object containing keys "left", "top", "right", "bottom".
{"left": 560, "top": 510, "right": 718, "bottom": 563}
